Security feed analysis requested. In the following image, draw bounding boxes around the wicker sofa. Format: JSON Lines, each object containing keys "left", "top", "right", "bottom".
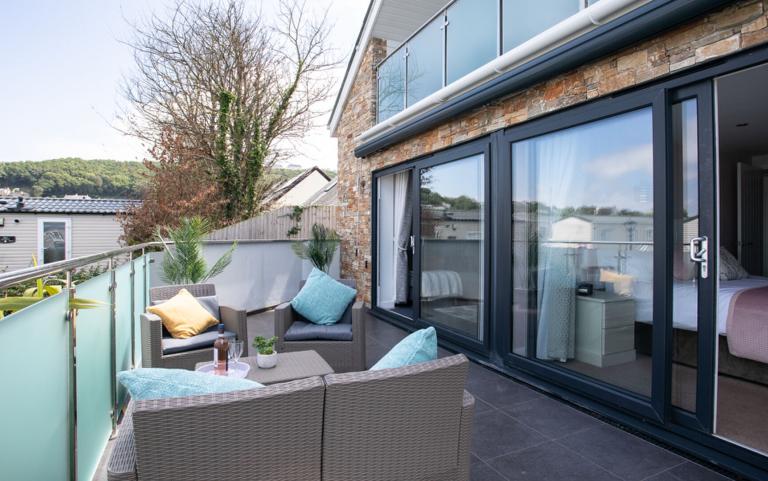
{"left": 140, "top": 284, "right": 249, "bottom": 370}
{"left": 275, "top": 279, "right": 365, "bottom": 373}
{"left": 108, "top": 354, "right": 474, "bottom": 481}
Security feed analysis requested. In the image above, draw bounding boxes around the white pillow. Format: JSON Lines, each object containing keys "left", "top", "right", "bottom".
{"left": 719, "top": 248, "right": 749, "bottom": 281}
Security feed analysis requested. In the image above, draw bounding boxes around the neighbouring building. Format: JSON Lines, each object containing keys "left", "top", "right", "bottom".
{"left": 0, "top": 196, "right": 139, "bottom": 271}
{"left": 263, "top": 166, "right": 333, "bottom": 209}
{"left": 329, "top": 0, "right": 768, "bottom": 479}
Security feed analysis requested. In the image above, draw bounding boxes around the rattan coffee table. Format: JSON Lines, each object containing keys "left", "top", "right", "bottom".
{"left": 196, "top": 350, "right": 334, "bottom": 385}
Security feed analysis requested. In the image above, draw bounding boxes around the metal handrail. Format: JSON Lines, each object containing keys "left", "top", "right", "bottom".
{"left": 0, "top": 241, "right": 160, "bottom": 289}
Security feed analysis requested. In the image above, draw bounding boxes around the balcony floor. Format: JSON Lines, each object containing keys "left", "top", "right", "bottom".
{"left": 95, "top": 310, "right": 734, "bottom": 481}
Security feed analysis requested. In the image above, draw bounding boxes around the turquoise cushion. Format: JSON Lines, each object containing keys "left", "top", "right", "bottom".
{"left": 370, "top": 327, "right": 438, "bottom": 371}
{"left": 117, "top": 368, "right": 263, "bottom": 401}
{"left": 291, "top": 268, "right": 357, "bottom": 326}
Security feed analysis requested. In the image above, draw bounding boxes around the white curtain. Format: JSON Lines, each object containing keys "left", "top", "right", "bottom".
{"left": 394, "top": 171, "right": 412, "bottom": 303}
{"left": 521, "top": 132, "right": 579, "bottom": 362}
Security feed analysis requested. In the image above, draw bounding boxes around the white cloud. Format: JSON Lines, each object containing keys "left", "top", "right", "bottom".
{"left": 584, "top": 143, "right": 653, "bottom": 178}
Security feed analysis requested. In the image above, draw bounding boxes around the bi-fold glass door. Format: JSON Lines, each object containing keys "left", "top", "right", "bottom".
{"left": 498, "top": 82, "right": 718, "bottom": 423}
{"left": 373, "top": 138, "right": 491, "bottom": 352}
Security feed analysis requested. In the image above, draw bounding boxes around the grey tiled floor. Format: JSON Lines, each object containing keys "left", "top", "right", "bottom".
{"left": 325, "top": 313, "right": 732, "bottom": 481}
{"left": 95, "top": 310, "right": 735, "bottom": 481}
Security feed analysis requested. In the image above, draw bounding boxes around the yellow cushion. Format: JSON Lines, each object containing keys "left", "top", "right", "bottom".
{"left": 147, "top": 289, "right": 218, "bottom": 339}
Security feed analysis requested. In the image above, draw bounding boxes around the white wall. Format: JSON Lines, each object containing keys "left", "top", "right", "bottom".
{"left": 0, "top": 213, "right": 124, "bottom": 272}
{"left": 272, "top": 171, "right": 331, "bottom": 208}
{"left": 150, "top": 240, "right": 341, "bottom": 312}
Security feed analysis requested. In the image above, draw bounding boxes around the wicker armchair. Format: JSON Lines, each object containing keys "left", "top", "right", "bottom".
{"left": 140, "top": 284, "right": 248, "bottom": 370}
{"left": 275, "top": 279, "right": 365, "bottom": 373}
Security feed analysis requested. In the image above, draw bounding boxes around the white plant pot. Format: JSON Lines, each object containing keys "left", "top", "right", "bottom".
{"left": 257, "top": 352, "right": 278, "bottom": 369}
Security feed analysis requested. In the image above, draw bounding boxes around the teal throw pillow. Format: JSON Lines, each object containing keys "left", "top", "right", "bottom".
{"left": 370, "top": 327, "right": 438, "bottom": 370}
{"left": 291, "top": 268, "right": 357, "bottom": 326}
{"left": 117, "top": 368, "right": 263, "bottom": 401}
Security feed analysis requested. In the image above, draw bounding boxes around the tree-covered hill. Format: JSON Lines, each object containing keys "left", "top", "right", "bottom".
{"left": 0, "top": 159, "right": 337, "bottom": 201}
{"left": 0, "top": 158, "right": 149, "bottom": 199}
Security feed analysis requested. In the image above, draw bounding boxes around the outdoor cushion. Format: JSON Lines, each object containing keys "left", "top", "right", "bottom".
{"left": 284, "top": 320, "right": 353, "bottom": 341}
{"left": 147, "top": 288, "right": 218, "bottom": 339}
{"left": 117, "top": 368, "right": 263, "bottom": 401}
{"left": 291, "top": 268, "right": 357, "bottom": 326}
{"left": 152, "top": 294, "right": 220, "bottom": 320}
{"left": 370, "top": 326, "right": 437, "bottom": 371}
{"left": 162, "top": 330, "right": 236, "bottom": 355}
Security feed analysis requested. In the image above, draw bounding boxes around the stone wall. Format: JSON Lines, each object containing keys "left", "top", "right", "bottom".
{"left": 335, "top": 0, "right": 768, "bottom": 303}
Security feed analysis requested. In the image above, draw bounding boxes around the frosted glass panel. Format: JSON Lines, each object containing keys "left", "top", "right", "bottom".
{"left": 407, "top": 18, "right": 443, "bottom": 107}
{"left": 75, "top": 273, "right": 113, "bottom": 481}
{"left": 503, "top": 0, "right": 579, "bottom": 52}
{"left": 115, "top": 262, "right": 134, "bottom": 406}
{"left": 446, "top": 0, "right": 497, "bottom": 84}
{"left": 0, "top": 293, "right": 70, "bottom": 481}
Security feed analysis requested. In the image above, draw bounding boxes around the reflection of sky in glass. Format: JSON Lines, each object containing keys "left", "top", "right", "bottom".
{"left": 513, "top": 108, "right": 653, "bottom": 213}
{"left": 421, "top": 154, "right": 484, "bottom": 201}
{"left": 680, "top": 100, "right": 698, "bottom": 218}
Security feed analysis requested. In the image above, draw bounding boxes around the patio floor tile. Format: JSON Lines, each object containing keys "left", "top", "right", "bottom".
{"left": 472, "top": 409, "right": 548, "bottom": 461}
{"left": 557, "top": 424, "right": 685, "bottom": 481}
{"left": 488, "top": 440, "right": 623, "bottom": 481}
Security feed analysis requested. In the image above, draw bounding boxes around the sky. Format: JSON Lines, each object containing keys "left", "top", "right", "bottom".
{"left": 0, "top": 0, "right": 368, "bottom": 170}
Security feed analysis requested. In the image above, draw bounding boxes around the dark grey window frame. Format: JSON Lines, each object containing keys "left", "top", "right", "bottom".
{"left": 369, "top": 43, "right": 768, "bottom": 480}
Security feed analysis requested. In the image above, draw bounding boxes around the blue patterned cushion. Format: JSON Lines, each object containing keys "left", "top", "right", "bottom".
{"left": 117, "top": 368, "right": 263, "bottom": 401}
{"left": 370, "top": 327, "right": 438, "bottom": 371}
{"left": 290, "top": 268, "right": 357, "bottom": 325}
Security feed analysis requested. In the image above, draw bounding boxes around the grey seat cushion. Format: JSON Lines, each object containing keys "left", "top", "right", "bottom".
{"left": 284, "top": 321, "right": 353, "bottom": 341}
{"left": 162, "top": 330, "right": 236, "bottom": 355}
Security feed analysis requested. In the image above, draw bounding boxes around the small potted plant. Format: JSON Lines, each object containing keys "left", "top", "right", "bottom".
{"left": 253, "top": 336, "right": 278, "bottom": 368}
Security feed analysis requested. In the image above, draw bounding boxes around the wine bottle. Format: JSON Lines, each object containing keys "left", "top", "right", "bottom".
{"left": 213, "top": 323, "right": 229, "bottom": 374}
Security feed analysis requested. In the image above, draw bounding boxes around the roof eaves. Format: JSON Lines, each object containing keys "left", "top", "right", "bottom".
{"left": 327, "top": 0, "right": 380, "bottom": 136}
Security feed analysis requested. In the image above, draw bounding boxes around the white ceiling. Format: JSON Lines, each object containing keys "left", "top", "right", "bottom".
{"left": 717, "top": 63, "right": 768, "bottom": 160}
{"left": 371, "top": 0, "right": 448, "bottom": 44}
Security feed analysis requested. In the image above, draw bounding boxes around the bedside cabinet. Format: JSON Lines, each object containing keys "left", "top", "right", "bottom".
{"left": 575, "top": 292, "right": 636, "bottom": 367}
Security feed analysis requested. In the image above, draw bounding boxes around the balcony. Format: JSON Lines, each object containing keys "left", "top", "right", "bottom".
{"left": 0, "top": 241, "right": 732, "bottom": 481}
{"left": 376, "top": 0, "right": 596, "bottom": 123}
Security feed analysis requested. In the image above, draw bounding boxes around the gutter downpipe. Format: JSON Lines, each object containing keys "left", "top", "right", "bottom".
{"left": 356, "top": 0, "right": 644, "bottom": 146}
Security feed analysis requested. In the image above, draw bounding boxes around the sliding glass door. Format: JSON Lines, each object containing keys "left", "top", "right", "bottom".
{"left": 419, "top": 151, "right": 487, "bottom": 342}
{"left": 373, "top": 138, "right": 490, "bottom": 351}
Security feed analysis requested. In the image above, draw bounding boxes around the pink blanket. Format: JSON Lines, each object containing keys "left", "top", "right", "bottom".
{"left": 727, "top": 286, "right": 768, "bottom": 363}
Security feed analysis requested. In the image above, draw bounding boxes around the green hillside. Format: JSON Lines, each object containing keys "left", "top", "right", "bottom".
{"left": 0, "top": 158, "right": 149, "bottom": 199}
{"left": 0, "top": 159, "right": 337, "bottom": 200}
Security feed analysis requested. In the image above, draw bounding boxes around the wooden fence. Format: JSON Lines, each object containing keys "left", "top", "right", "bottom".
{"left": 207, "top": 205, "right": 338, "bottom": 241}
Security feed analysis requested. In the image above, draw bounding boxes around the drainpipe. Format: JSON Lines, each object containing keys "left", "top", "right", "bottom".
{"left": 356, "top": 0, "right": 646, "bottom": 145}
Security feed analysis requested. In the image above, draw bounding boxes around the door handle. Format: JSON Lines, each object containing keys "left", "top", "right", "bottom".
{"left": 689, "top": 236, "right": 709, "bottom": 279}
{"left": 410, "top": 235, "right": 415, "bottom": 255}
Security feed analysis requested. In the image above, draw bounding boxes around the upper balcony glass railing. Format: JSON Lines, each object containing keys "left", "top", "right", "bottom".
{"left": 377, "top": 0, "right": 592, "bottom": 123}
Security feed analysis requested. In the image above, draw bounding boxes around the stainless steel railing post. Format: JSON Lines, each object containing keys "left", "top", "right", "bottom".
{"left": 66, "top": 269, "right": 78, "bottom": 481}
{"left": 108, "top": 257, "right": 118, "bottom": 438}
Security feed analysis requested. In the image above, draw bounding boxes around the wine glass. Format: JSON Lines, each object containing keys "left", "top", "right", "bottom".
{"left": 228, "top": 340, "right": 244, "bottom": 366}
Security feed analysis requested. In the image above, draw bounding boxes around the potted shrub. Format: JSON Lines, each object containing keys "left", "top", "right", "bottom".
{"left": 292, "top": 223, "right": 339, "bottom": 273}
{"left": 253, "top": 336, "right": 278, "bottom": 368}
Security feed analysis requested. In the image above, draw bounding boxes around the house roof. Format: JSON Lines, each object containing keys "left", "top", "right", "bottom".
{"left": 302, "top": 178, "right": 339, "bottom": 206}
{"left": 263, "top": 166, "right": 331, "bottom": 205}
{"left": 0, "top": 196, "right": 140, "bottom": 214}
{"left": 328, "top": 0, "right": 447, "bottom": 136}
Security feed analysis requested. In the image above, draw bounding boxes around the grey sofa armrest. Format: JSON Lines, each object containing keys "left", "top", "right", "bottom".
{"left": 458, "top": 390, "right": 475, "bottom": 481}
{"left": 220, "top": 305, "right": 249, "bottom": 357}
{"left": 140, "top": 313, "right": 164, "bottom": 368}
{"left": 351, "top": 301, "right": 366, "bottom": 368}
{"left": 274, "top": 302, "right": 294, "bottom": 349}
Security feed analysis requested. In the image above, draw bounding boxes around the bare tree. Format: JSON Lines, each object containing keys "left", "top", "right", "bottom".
{"left": 121, "top": 0, "right": 336, "bottom": 220}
